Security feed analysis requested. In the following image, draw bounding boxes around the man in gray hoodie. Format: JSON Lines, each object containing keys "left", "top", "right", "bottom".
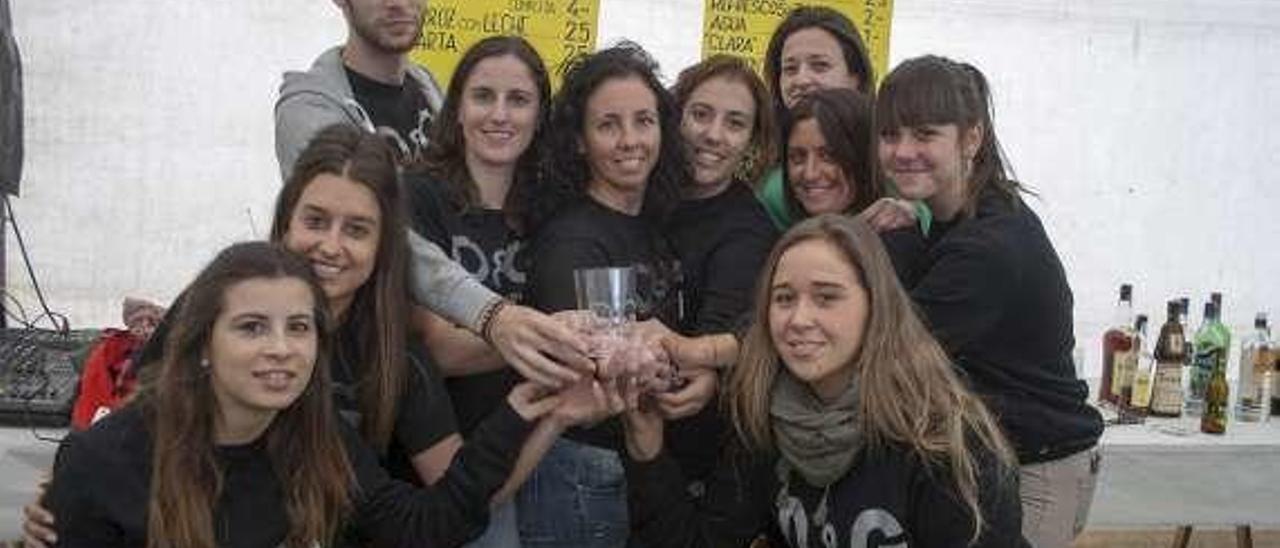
{"left": 273, "top": 0, "right": 589, "bottom": 388}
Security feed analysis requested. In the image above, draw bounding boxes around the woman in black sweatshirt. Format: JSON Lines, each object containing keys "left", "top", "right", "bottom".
{"left": 518, "top": 42, "right": 686, "bottom": 548}
{"left": 875, "top": 56, "right": 1104, "bottom": 547}
{"left": 622, "top": 215, "right": 1028, "bottom": 547}
{"left": 45, "top": 241, "right": 553, "bottom": 548}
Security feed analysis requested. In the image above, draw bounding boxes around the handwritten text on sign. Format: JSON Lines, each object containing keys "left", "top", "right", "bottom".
{"left": 410, "top": 0, "right": 600, "bottom": 91}
{"left": 701, "top": 0, "right": 893, "bottom": 82}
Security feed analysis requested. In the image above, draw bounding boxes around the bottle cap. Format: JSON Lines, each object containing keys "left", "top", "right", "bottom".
{"left": 1136, "top": 314, "right": 1149, "bottom": 332}
{"left": 1120, "top": 284, "right": 1132, "bottom": 301}
{"left": 1256, "top": 312, "right": 1268, "bottom": 329}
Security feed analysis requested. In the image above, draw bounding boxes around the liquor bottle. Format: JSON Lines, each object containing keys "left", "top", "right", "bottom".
{"left": 1150, "top": 301, "right": 1187, "bottom": 417}
{"left": 1130, "top": 315, "right": 1156, "bottom": 413}
{"left": 1118, "top": 314, "right": 1148, "bottom": 409}
{"left": 1211, "top": 293, "right": 1231, "bottom": 357}
{"left": 1178, "top": 297, "right": 1193, "bottom": 364}
{"left": 1099, "top": 284, "right": 1135, "bottom": 405}
{"left": 1236, "top": 313, "right": 1272, "bottom": 422}
{"left": 1187, "top": 301, "right": 1228, "bottom": 416}
{"left": 1202, "top": 357, "right": 1230, "bottom": 434}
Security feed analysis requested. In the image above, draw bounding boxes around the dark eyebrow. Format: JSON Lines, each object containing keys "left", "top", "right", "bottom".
{"left": 345, "top": 214, "right": 379, "bottom": 227}
{"left": 229, "top": 312, "right": 269, "bottom": 323}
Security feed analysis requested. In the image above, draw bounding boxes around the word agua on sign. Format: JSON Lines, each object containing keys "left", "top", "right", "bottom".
{"left": 708, "top": 0, "right": 789, "bottom": 17}
{"left": 704, "top": 33, "right": 755, "bottom": 53}
{"left": 507, "top": 0, "right": 558, "bottom": 14}
{"left": 706, "top": 14, "right": 747, "bottom": 32}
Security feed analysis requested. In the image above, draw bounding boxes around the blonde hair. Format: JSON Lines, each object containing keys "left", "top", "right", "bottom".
{"left": 726, "top": 214, "right": 1014, "bottom": 543}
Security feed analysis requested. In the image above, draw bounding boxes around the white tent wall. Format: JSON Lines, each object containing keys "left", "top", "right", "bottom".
{"left": 9, "top": 0, "right": 1279, "bottom": 380}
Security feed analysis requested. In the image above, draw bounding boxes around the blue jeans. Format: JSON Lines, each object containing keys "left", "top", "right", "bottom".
{"left": 464, "top": 500, "right": 521, "bottom": 548}
{"left": 516, "top": 437, "right": 628, "bottom": 548}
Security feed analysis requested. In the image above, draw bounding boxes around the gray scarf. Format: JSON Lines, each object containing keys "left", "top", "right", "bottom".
{"left": 770, "top": 368, "right": 861, "bottom": 487}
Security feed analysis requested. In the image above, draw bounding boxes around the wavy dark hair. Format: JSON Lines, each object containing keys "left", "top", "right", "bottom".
{"left": 876, "top": 55, "right": 1022, "bottom": 218}
{"left": 417, "top": 35, "right": 551, "bottom": 234}
{"left": 671, "top": 54, "right": 778, "bottom": 187}
{"left": 764, "top": 6, "right": 874, "bottom": 121}
{"left": 138, "top": 241, "right": 351, "bottom": 548}
{"left": 530, "top": 41, "right": 686, "bottom": 229}
{"left": 782, "top": 87, "right": 879, "bottom": 219}
{"left": 271, "top": 124, "right": 410, "bottom": 452}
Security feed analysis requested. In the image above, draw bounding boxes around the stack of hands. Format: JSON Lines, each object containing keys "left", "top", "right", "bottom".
{"left": 502, "top": 310, "right": 720, "bottom": 438}
{"left": 490, "top": 307, "right": 723, "bottom": 468}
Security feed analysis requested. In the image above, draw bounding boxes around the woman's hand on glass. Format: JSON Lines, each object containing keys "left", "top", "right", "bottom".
{"left": 490, "top": 304, "right": 593, "bottom": 388}
{"left": 652, "top": 368, "right": 718, "bottom": 419}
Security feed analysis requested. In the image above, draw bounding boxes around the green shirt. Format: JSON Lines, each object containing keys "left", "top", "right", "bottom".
{"left": 753, "top": 166, "right": 933, "bottom": 234}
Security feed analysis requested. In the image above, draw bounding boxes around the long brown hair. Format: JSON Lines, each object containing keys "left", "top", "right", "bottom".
{"left": 875, "top": 55, "right": 1023, "bottom": 218}
{"left": 782, "top": 87, "right": 879, "bottom": 219}
{"left": 138, "top": 242, "right": 352, "bottom": 548}
{"left": 671, "top": 54, "right": 779, "bottom": 186}
{"left": 726, "top": 214, "right": 1014, "bottom": 543}
{"left": 418, "top": 35, "right": 552, "bottom": 234}
{"left": 271, "top": 124, "right": 410, "bottom": 452}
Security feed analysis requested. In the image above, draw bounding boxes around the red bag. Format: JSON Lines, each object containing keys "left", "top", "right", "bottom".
{"left": 70, "top": 329, "right": 144, "bottom": 430}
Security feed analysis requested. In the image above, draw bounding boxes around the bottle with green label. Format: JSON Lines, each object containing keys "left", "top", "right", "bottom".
{"left": 1187, "top": 299, "right": 1229, "bottom": 417}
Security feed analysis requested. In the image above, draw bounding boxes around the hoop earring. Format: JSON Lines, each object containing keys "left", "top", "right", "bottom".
{"left": 734, "top": 146, "right": 760, "bottom": 183}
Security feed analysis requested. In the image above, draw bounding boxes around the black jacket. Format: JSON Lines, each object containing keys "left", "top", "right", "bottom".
{"left": 883, "top": 189, "right": 1103, "bottom": 463}
{"left": 625, "top": 438, "right": 1028, "bottom": 548}
{"left": 47, "top": 400, "right": 532, "bottom": 547}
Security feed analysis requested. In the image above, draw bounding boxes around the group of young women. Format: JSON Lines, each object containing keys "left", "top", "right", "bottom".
{"left": 25, "top": 5, "right": 1103, "bottom": 548}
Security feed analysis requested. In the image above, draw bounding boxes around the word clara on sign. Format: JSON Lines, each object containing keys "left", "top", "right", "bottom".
{"left": 700, "top": 0, "right": 893, "bottom": 81}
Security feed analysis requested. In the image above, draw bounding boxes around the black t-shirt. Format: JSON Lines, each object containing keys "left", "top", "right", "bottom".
{"left": 528, "top": 196, "right": 683, "bottom": 448}
{"left": 405, "top": 173, "right": 526, "bottom": 435}
{"left": 665, "top": 183, "right": 778, "bottom": 481}
{"left": 668, "top": 183, "right": 778, "bottom": 336}
{"left": 529, "top": 197, "right": 682, "bottom": 323}
{"left": 345, "top": 66, "right": 432, "bottom": 165}
{"left": 330, "top": 326, "right": 457, "bottom": 485}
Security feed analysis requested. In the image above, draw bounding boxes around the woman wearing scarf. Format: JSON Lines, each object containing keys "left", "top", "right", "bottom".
{"left": 620, "top": 215, "right": 1028, "bottom": 547}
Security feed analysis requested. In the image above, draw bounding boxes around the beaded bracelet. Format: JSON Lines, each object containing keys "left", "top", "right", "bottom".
{"left": 478, "top": 298, "right": 509, "bottom": 344}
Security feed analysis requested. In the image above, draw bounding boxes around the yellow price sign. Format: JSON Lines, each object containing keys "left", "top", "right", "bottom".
{"left": 410, "top": 0, "right": 600, "bottom": 91}
{"left": 701, "top": 0, "right": 893, "bottom": 83}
